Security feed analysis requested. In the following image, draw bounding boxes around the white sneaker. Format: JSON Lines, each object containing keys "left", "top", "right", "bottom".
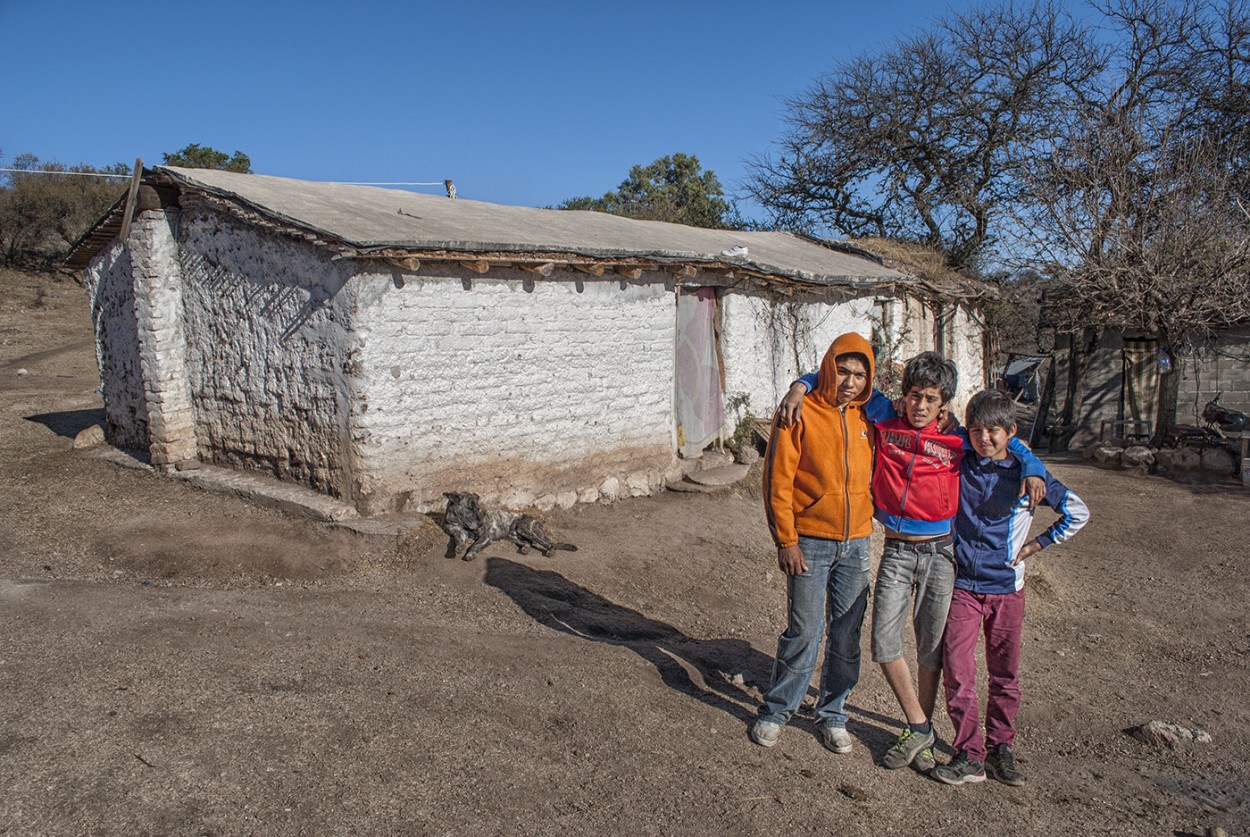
{"left": 820, "top": 726, "right": 853, "bottom": 754}
{"left": 750, "top": 720, "right": 783, "bottom": 747}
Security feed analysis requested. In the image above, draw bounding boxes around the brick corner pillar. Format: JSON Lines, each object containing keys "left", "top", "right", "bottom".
{"left": 129, "top": 208, "right": 198, "bottom": 473}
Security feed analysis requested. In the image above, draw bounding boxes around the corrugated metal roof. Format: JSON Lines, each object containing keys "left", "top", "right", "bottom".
{"left": 71, "top": 166, "right": 912, "bottom": 290}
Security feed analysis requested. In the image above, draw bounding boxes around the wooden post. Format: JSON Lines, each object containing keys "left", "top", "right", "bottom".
{"left": 119, "top": 157, "right": 143, "bottom": 243}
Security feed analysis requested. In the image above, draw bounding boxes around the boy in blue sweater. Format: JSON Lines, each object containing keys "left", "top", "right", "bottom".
{"left": 932, "top": 390, "right": 1090, "bottom": 786}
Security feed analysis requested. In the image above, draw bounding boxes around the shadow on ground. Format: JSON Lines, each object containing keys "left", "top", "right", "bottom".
{"left": 485, "top": 556, "right": 771, "bottom": 723}
{"left": 24, "top": 408, "right": 105, "bottom": 439}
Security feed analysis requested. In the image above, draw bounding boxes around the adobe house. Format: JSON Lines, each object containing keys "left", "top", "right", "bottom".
{"left": 69, "top": 167, "right": 993, "bottom": 515}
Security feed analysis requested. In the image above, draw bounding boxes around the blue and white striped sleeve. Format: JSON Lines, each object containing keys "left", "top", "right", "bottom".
{"left": 1035, "top": 476, "right": 1090, "bottom": 549}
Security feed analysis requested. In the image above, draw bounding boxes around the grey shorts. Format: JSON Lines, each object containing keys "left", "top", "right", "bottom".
{"left": 870, "top": 537, "right": 956, "bottom": 670}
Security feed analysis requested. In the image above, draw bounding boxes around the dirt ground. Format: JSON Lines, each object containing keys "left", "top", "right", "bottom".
{"left": 2, "top": 266, "right": 1248, "bottom": 837}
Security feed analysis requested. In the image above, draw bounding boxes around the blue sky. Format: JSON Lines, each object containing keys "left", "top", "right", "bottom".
{"left": 2, "top": 0, "right": 972, "bottom": 218}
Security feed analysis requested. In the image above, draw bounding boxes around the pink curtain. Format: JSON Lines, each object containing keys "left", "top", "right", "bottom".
{"left": 674, "top": 287, "right": 725, "bottom": 457}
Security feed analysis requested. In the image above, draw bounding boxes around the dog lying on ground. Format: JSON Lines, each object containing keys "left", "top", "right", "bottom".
{"left": 440, "top": 491, "right": 578, "bottom": 561}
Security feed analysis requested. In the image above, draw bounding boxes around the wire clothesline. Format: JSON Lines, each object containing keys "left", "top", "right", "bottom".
{"left": 330, "top": 181, "right": 448, "bottom": 186}
{"left": 0, "top": 167, "right": 128, "bottom": 178}
{"left": 0, "top": 167, "right": 451, "bottom": 187}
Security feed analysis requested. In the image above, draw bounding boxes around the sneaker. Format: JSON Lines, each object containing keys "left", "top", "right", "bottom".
{"left": 931, "top": 751, "right": 987, "bottom": 785}
{"left": 819, "top": 726, "right": 853, "bottom": 754}
{"left": 882, "top": 725, "right": 936, "bottom": 770}
{"left": 750, "top": 720, "right": 783, "bottom": 748}
{"left": 913, "top": 745, "right": 936, "bottom": 773}
{"left": 985, "top": 744, "right": 1026, "bottom": 786}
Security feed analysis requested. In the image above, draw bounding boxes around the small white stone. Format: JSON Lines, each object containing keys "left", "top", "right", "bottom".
{"left": 599, "top": 477, "right": 620, "bottom": 501}
{"left": 625, "top": 472, "right": 651, "bottom": 496}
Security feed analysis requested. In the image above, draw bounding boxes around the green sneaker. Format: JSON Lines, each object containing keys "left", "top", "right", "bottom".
{"left": 882, "top": 726, "right": 936, "bottom": 770}
{"left": 986, "top": 744, "right": 1026, "bottom": 786}
{"left": 932, "top": 751, "right": 987, "bottom": 785}
{"left": 913, "top": 745, "right": 936, "bottom": 773}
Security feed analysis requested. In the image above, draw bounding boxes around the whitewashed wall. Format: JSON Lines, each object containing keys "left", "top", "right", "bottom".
{"left": 177, "top": 208, "right": 359, "bottom": 497}
{"left": 719, "top": 290, "right": 877, "bottom": 423}
{"left": 83, "top": 240, "right": 149, "bottom": 453}
{"left": 882, "top": 296, "right": 929, "bottom": 365}
{"left": 350, "top": 268, "right": 679, "bottom": 513}
{"left": 885, "top": 297, "right": 986, "bottom": 418}
{"left": 946, "top": 303, "right": 987, "bottom": 418}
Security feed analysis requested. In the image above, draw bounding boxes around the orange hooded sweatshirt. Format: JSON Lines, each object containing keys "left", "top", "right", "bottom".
{"left": 763, "top": 332, "right": 876, "bottom": 548}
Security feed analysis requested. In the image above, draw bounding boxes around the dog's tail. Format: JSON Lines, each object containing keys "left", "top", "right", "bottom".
{"left": 544, "top": 543, "right": 578, "bottom": 555}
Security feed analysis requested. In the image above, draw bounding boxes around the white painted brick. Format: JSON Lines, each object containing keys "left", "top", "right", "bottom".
{"left": 720, "top": 291, "right": 876, "bottom": 420}
{"left": 352, "top": 270, "right": 677, "bottom": 510}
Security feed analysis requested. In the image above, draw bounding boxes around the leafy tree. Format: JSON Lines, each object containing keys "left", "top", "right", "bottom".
{"left": 559, "top": 153, "right": 731, "bottom": 228}
{"left": 0, "top": 153, "right": 130, "bottom": 266}
{"left": 161, "top": 143, "right": 252, "bottom": 173}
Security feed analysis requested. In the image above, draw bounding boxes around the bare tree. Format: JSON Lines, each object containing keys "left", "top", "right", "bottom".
{"left": 746, "top": 1, "right": 1098, "bottom": 268}
{"left": 1015, "top": 0, "right": 1250, "bottom": 441}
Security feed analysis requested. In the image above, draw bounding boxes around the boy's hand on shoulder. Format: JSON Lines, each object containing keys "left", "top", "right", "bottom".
{"left": 777, "top": 383, "right": 807, "bottom": 429}
{"left": 1013, "top": 540, "right": 1042, "bottom": 566}
{"left": 1020, "top": 476, "right": 1045, "bottom": 510}
{"left": 778, "top": 544, "right": 807, "bottom": 576}
{"left": 937, "top": 408, "right": 959, "bottom": 433}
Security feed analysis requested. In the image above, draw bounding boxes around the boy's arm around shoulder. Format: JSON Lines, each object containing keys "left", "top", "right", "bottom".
{"left": 1008, "top": 437, "right": 1047, "bottom": 508}
{"left": 956, "top": 430, "right": 1046, "bottom": 508}
{"left": 777, "top": 372, "right": 818, "bottom": 428}
{"left": 863, "top": 389, "right": 895, "bottom": 424}
{"left": 1007, "top": 437, "right": 1046, "bottom": 479}
{"left": 780, "top": 372, "right": 892, "bottom": 428}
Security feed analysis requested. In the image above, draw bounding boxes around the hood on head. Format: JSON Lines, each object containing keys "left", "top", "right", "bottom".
{"left": 816, "top": 332, "right": 875, "bottom": 406}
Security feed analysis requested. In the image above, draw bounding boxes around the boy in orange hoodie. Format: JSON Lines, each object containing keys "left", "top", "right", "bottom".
{"left": 752, "top": 333, "right": 881, "bottom": 753}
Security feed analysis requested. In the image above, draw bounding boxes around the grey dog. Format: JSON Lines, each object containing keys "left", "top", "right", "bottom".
{"left": 440, "top": 491, "right": 578, "bottom": 561}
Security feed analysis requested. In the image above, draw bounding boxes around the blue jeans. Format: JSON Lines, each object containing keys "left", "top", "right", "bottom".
{"left": 759, "top": 535, "right": 872, "bottom": 730}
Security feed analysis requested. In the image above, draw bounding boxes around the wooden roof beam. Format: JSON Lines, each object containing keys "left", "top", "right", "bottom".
{"left": 519, "top": 262, "right": 556, "bottom": 277}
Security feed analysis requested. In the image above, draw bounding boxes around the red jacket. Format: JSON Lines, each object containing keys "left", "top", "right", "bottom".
{"left": 870, "top": 416, "right": 965, "bottom": 537}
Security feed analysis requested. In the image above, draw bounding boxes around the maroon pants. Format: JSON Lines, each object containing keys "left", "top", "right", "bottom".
{"left": 942, "top": 587, "right": 1025, "bottom": 762}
